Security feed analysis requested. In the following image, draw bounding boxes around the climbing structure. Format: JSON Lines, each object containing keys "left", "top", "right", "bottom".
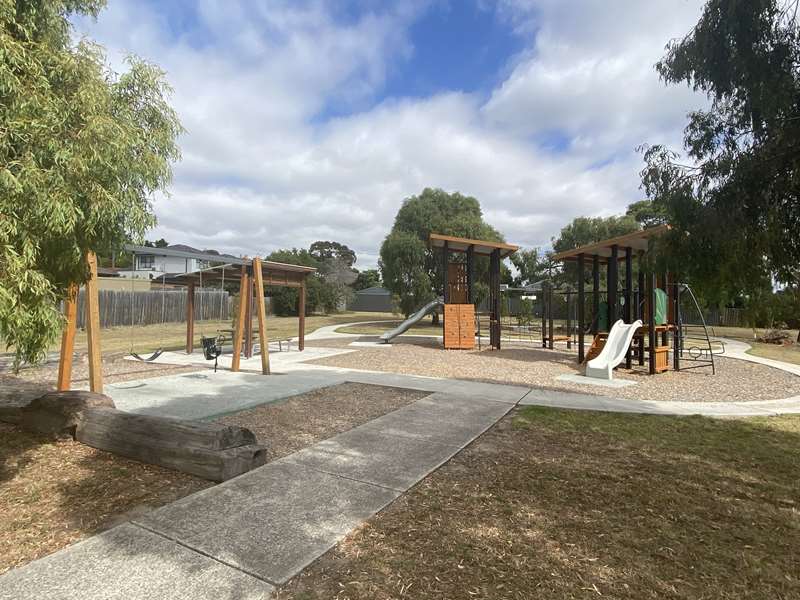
{"left": 429, "top": 234, "right": 519, "bottom": 350}
{"left": 549, "top": 225, "right": 684, "bottom": 375}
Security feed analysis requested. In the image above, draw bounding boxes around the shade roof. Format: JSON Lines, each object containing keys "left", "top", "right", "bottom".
{"left": 551, "top": 225, "right": 670, "bottom": 262}
{"left": 161, "top": 261, "right": 315, "bottom": 289}
{"left": 429, "top": 233, "right": 519, "bottom": 258}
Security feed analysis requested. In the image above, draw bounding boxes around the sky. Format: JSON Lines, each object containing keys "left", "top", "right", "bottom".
{"left": 74, "top": 0, "right": 708, "bottom": 270}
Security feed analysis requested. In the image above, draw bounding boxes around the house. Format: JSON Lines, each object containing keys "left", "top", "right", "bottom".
{"left": 348, "top": 286, "right": 395, "bottom": 313}
{"left": 120, "top": 244, "right": 239, "bottom": 279}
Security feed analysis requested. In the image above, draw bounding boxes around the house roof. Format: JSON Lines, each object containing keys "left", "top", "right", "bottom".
{"left": 428, "top": 233, "right": 519, "bottom": 258}
{"left": 356, "top": 286, "right": 391, "bottom": 296}
{"left": 550, "top": 225, "right": 670, "bottom": 262}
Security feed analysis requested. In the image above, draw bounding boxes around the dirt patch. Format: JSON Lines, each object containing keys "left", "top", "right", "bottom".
{"left": 277, "top": 409, "right": 800, "bottom": 600}
{"left": 214, "top": 382, "right": 429, "bottom": 461}
{"left": 0, "top": 422, "right": 210, "bottom": 575}
{"left": 309, "top": 341, "right": 800, "bottom": 402}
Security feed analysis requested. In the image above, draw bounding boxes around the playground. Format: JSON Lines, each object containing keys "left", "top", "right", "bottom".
{"left": 2, "top": 230, "right": 800, "bottom": 599}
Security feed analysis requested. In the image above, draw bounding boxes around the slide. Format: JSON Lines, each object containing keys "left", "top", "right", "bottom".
{"left": 380, "top": 298, "right": 443, "bottom": 343}
{"left": 585, "top": 318, "right": 643, "bottom": 380}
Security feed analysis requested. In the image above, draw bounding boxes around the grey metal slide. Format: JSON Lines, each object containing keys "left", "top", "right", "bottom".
{"left": 380, "top": 298, "right": 444, "bottom": 343}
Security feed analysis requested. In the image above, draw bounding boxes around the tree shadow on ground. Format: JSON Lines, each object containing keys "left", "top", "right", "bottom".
{"left": 277, "top": 408, "right": 800, "bottom": 600}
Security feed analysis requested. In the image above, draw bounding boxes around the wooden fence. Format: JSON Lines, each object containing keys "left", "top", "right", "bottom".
{"left": 74, "top": 290, "right": 233, "bottom": 329}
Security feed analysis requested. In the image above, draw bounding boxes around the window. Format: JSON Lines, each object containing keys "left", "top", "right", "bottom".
{"left": 137, "top": 255, "right": 155, "bottom": 270}
{"left": 196, "top": 259, "right": 210, "bottom": 270}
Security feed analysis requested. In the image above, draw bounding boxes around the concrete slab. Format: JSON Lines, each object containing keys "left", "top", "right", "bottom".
{"left": 135, "top": 460, "right": 399, "bottom": 585}
{"left": 0, "top": 523, "right": 272, "bottom": 600}
{"left": 556, "top": 373, "right": 639, "bottom": 388}
{"left": 285, "top": 427, "right": 460, "bottom": 492}
{"left": 130, "top": 347, "right": 355, "bottom": 374}
{"left": 356, "top": 394, "right": 512, "bottom": 446}
{"left": 106, "top": 369, "right": 347, "bottom": 420}
{"left": 438, "top": 380, "right": 532, "bottom": 404}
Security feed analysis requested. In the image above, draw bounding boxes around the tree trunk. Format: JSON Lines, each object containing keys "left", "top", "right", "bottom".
{"left": 431, "top": 311, "right": 440, "bottom": 325}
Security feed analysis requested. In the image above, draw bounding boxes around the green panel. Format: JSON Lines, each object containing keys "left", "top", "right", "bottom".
{"left": 654, "top": 288, "right": 668, "bottom": 325}
{"left": 597, "top": 301, "right": 608, "bottom": 332}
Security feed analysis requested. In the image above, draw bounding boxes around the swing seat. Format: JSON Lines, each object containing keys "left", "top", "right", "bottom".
{"left": 202, "top": 336, "right": 223, "bottom": 372}
{"left": 130, "top": 349, "right": 164, "bottom": 362}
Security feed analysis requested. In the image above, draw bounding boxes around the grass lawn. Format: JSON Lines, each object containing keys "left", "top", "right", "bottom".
{"left": 278, "top": 408, "right": 800, "bottom": 600}
{"left": 746, "top": 342, "right": 800, "bottom": 366}
{"left": 2, "top": 311, "right": 398, "bottom": 358}
{"left": 337, "top": 319, "right": 442, "bottom": 337}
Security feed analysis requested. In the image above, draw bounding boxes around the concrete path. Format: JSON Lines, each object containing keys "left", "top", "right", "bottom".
{"left": 0, "top": 383, "right": 524, "bottom": 599}
{"left": 716, "top": 337, "right": 800, "bottom": 377}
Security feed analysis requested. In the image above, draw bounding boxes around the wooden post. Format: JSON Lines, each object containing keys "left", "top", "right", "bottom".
{"left": 466, "top": 245, "right": 475, "bottom": 304}
{"left": 442, "top": 241, "right": 449, "bottom": 304}
{"left": 608, "top": 244, "right": 619, "bottom": 325}
{"left": 85, "top": 251, "right": 103, "bottom": 393}
{"left": 57, "top": 284, "right": 78, "bottom": 391}
{"left": 244, "top": 268, "right": 254, "bottom": 359}
{"left": 624, "top": 247, "right": 633, "bottom": 369}
{"left": 490, "top": 249, "right": 501, "bottom": 349}
{"left": 542, "top": 281, "right": 552, "bottom": 348}
{"left": 231, "top": 265, "right": 249, "bottom": 373}
{"left": 186, "top": 281, "right": 195, "bottom": 354}
{"left": 566, "top": 291, "right": 572, "bottom": 350}
{"left": 674, "top": 282, "right": 681, "bottom": 371}
{"left": 637, "top": 260, "right": 646, "bottom": 365}
{"left": 577, "top": 253, "right": 585, "bottom": 363}
{"left": 648, "top": 271, "right": 657, "bottom": 375}
{"left": 251, "top": 258, "right": 270, "bottom": 375}
{"left": 592, "top": 255, "right": 600, "bottom": 333}
{"left": 548, "top": 283, "right": 554, "bottom": 350}
{"left": 298, "top": 279, "right": 306, "bottom": 351}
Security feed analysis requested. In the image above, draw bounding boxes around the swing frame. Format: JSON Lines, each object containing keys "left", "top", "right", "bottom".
{"left": 56, "top": 247, "right": 316, "bottom": 392}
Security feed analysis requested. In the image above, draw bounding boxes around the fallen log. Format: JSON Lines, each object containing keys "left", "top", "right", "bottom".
{"left": 75, "top": 407, "right": 266, "bottom": 481}
{"left": 20, "top": 390, "right": 114, "bottom": 436}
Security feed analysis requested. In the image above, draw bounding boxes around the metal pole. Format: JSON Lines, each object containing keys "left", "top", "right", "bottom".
{"left": 592, "top": 255, "right": 600, "bottom": 334}
{"left": 577, "top": 253, "right": 585, "bottom": 363}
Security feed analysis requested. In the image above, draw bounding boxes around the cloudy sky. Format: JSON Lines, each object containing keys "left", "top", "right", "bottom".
{"left": 75, "top": 0, "right": 707, "bottom": 269}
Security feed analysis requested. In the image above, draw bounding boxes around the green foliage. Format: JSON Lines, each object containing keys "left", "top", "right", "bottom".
{"left": 510, "top": 247, "right": 551, "bottom": 287}
{"left": 266, "top": 247, "right": 349, "bottom": 316}
{"left": 379, "top": 188, "right": 504, "bottom": 316}
{"left": 309, "top": 241, "right": 356, "bottom": 267}
{"left": 641, "top": 0, "right": 800, "bottom": 301}
{"left": 0, "top": 0, "right": 182, "bottom": 365}
{"left": 378, "top": 231, "right": 432, "bottom": 317}
{"left": 551, "top": 215, "right": 640, "bottom": 288}
{"left": 353, "top": 268, "right": 381, "bottom": 290}
{"left": 551, "top": 215, "right": 640, "bottom": 254}
{"left": 625, "top": 199, "right": 668, "bottom": 228}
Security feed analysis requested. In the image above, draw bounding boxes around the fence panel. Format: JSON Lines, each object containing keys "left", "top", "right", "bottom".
{"left": 74, "top": 290, "right": 233, "bottom": 329}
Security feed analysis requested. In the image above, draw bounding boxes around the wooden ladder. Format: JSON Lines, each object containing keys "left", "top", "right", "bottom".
{"left": 584, "top": 333, "right": 608, "bottom": 362}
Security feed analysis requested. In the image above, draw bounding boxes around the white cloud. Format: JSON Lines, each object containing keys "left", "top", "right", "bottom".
{"left": 75, "top": 0, "right": 707, "bottom": 268}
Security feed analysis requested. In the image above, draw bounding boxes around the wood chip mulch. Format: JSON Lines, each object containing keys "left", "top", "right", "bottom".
{"left": 309, "top": 342, "right": 800, "bottom": 402}
{"left": 214, "top": 382, "right": 430, "bottom": 461}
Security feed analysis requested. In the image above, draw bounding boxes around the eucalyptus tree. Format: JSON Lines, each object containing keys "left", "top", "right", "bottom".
{"left": 1, "top": 1, "right": 182, "bottom": 365}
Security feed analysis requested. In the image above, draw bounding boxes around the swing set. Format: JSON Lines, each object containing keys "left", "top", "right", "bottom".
{"left": 57, "top": 246, "right": 316, "bottom": 393}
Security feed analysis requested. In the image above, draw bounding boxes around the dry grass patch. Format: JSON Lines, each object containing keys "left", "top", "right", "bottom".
{"left": 747, "top": 342, "right": 800, "bottom": 366}
{"left": 278, "top": 408, "right": 800, "bottom": 600}
{"left": 214, "top": 382, "right": 429, "bottom": 461}
{"left": 0, "top": 423, "right": 210, "bottom": 575}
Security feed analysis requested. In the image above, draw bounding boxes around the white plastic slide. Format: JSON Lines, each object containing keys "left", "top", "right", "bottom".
{"left": 585, "top": 318, "right": 643, "bottom": 380}
{"left": 380, "top": 298, "right": 443, "bottom": 343}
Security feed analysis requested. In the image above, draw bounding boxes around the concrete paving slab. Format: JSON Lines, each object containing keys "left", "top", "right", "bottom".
{"left": 438, "top": 380, "right": 532, "bottom": 404}
{"left": 356, "top": 394, "right": 512, "bottom": 446}
{"left": 285, "top": 428, "right": 460, "bottom": 492}
{"left": 556, "top": 373, "right": 639, "bottom": 388}
{"left": 0, "top": 523, "right": 272, "bottom": 600}
{"left": 106, "top": 369, "right": 347, "bottom": 420}
{"left": 135, "top": 460, "right": 399, "bottom": 585}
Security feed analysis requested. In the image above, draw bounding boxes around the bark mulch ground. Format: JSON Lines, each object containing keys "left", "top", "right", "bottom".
{"left": 214, "top": 382, "right": 430, "bottom": 461}
{"left": 277, "top": 408, "right": 800, "bottom": 600}
{"left": 1, "top": 380, "right": 428, "bottom": 575}
{"left": 0, "top": 423, "right": 211, "bottom": 576}
{"left": 309, "top": 341, "right": 800, "bottom": 402}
